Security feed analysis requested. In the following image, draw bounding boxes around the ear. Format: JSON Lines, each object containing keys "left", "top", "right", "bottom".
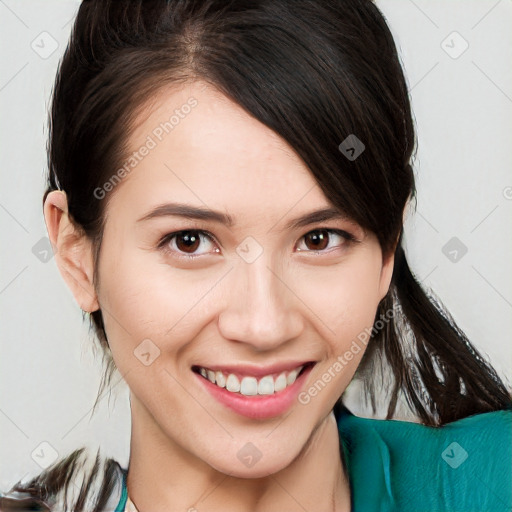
{"left": 378, "top": 202, "right": 409, "bottom": 301}
{"left": 378, "top": 248, "right": 395, "bottom": 302}
{"left": 43, "top": 190, "right": 99, "bottom": 312}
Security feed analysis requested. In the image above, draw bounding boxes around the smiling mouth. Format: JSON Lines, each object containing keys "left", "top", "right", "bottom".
{"left": 192, "top": 362, "right": 314, "bottom": 397}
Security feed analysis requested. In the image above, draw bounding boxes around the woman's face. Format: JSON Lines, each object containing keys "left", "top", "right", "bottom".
{"left": 92, "top": 80, "right": 394, "bottom": 477}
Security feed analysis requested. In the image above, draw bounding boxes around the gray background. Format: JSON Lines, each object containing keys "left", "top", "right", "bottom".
{"left": 1, "top": 0, "right": 511, "bottom": 488}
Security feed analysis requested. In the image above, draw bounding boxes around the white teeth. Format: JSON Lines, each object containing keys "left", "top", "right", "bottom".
{"left": 258, "top": 375, "right": 274, "bottom": 395}
{"left": 215, "top": 371, "right": 226, "bottom": 388}
{"left": 274, "top": 372, "right": 287, "bottom": 392}
{"left": 197, "top": 364, "right": 307, "bottom": 396}
{"left": 226, "top": 374, "right": 241, "bottom": 392}
{"left": 240, "top": 377, "right": 258, "bottom": 396}
{"left": 287, "top": 367, "right": 301, "bottom": 386}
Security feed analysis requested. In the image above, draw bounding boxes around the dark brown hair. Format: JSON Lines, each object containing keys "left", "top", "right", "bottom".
{"left": 2, "top": 0, "right": 510, "bottom": 510}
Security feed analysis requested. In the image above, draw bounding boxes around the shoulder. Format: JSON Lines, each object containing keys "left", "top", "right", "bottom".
{"left": 337, "top": 404, "right": 512, "bottom": 512}
{"left": 0, "top": 446, "right": 127, "bottom": 512}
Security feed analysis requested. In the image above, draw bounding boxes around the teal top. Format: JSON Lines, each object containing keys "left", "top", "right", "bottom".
{"left": 337, "top": 404, "right": 512, "bottom": 511}
{"left": 115, "top": 404, "right": 512, "bottom": 512}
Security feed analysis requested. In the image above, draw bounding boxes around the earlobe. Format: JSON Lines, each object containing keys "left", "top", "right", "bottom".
{"left": 378, "top": 219, "right": 404, "bottom": 301}
{"left": 378, "top": 250, "right": 395, "bottom": 302}
{"left": 43, "top": 191, "right": 99, "bottom": 312}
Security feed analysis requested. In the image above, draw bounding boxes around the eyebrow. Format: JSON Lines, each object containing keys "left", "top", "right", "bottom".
{"left": 136, "top": 202, "right": 352, "bottom": 231}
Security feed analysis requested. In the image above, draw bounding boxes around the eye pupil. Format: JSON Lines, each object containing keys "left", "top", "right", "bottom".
{"left": 305, "top": 230, "right": 329, "bottom": 251}
{"left": 176, "top": 231, "right": 200, "bottom": 253}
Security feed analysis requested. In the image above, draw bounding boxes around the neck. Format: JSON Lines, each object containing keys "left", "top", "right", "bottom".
{"left": 126, "top": 395, "right": 351, "bottom": 512}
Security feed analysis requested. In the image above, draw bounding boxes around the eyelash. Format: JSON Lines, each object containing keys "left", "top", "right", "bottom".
{"left": 157, "top": 228, "right": 358, "bottom": 261}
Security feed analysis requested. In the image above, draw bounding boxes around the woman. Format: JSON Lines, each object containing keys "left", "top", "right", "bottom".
{"left": 1, "top": 0, "right": 510, "bottom": 511}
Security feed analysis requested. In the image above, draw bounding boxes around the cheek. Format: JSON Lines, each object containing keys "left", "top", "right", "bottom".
{"left": 96, "top": 242, "right": 220, "bottom": 371}
{"left": 294, "top": 251, "right": 384, "bottom": 394}
{"left": 294, "top": 261, "right": 384, "bottom": 411}
{"left": 295, "top": 250, "right": 384, "bottom": 345}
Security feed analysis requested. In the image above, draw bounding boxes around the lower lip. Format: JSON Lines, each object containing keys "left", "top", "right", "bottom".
{"left": 194, "top": 365, "right": 314, "bottom": 420}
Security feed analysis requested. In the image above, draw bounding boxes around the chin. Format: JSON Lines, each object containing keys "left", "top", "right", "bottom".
{"left": 204, "top": 442, "right": 300, "bottom": 480}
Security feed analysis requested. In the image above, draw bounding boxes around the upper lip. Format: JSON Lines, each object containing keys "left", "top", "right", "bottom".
{"left": 193, "top": 360, "right": 315, "bottom": 378}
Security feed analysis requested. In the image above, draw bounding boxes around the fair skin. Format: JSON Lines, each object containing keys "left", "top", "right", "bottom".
{"left": 44, "top": 81, "right": 396, "bottom": 512}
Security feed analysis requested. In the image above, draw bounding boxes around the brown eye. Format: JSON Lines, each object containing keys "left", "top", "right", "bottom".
{"left": 304, "top": 230, "right": 330, "bottom": 251}
{"left": 175, "top": 231, "right": 201, "bottom": 253}
{"left": 296, "top": 229, "right": 354, "bottom": 253}
{"left": 159, "top": 230, "right": 219, "bottom": 259}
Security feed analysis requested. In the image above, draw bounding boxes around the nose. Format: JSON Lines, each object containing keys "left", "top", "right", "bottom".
{"left": 217, "top": 255, "right": 305, "bottom": 351}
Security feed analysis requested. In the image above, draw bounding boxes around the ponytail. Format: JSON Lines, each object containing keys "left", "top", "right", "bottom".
{"left": 0, "top": 448, "right": 123, "bottom": 512}
{"left": 350, "top": 234, "right": 512, "bottom": 426}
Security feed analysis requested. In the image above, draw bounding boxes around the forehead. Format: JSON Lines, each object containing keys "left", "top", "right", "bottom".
{"left": 104, "top": 80, "right": 335, "bottom": 225}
